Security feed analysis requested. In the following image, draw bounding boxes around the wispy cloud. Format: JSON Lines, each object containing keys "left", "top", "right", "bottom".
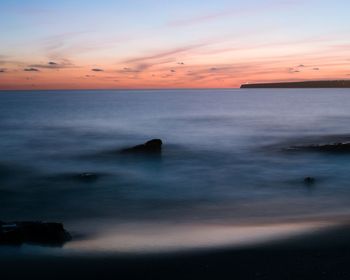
{"left": 29, "top": 60, "right": 76, "bottom": 69}
{"left": 119, "top": 67, "right": 141, "bottom": 73}
{"left": 168, "top": 0, "right": 306, "bottom": 27}
{"left": 41, "top": 31, "right": 89, "bottom": 58}
{"left": 168, "top": 10, "right": 238, "bottom": 27}
{"left": 0, "top": 59, "right": 22, "bottom": 66}
{"left": 91, "top": 68, "right": 104, "bottom": 72}
{"left": 41, "top": 31, "right": 131, "bottom": 60}
{"left": 123, "top": 43, "right": 207, "bottom": 64}
{"left": 24, "top": 68, "right": 40, "bottom": 72}
{"left": 288, "top": 68, "right": 300, "bottom": 73}
{"left": 119, "top": 43, "right": 211, "bottom": 77}
{"left": 134, "top": 63, "right": 152, "bottom": 72}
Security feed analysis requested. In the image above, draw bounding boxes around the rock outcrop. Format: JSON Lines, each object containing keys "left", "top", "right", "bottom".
{"left": 304, "top": 177, "right": 316, "bottom": 185}
{"left": 288, "top": 143, "right": 350, "bottom": 153}
{"left": 0, "top": 221, "right": 71, "bottom": 246}
{"left": 121, "top": 139, "right": 163, "bottom": 154}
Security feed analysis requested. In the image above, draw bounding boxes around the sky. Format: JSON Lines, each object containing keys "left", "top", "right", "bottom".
{"left": 0, "top": 0, "right": 349, "bottom": 90}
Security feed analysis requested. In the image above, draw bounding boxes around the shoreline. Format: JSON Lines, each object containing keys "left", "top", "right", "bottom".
{"left": 2, "top": 222, "right": 350, "bottom": 279}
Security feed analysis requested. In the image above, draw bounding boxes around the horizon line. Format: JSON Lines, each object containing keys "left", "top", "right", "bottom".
{"left": 2, "top": 79, "right": 350, "bottom": 92}
{"left": 0, "top": 87, "right": 243, "bottom": 92}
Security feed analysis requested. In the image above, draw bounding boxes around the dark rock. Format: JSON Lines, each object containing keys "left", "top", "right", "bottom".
{"left": 74, "top": 172, "right": 100, "bottom": 183}
{"left": 289, "top": 143, "right": 350, "bottom": 153}
{"left": 304, "top": 177, "right": 315, "bottom": 185}
{"left": 0, "top": 221, "right": 71, "bottom": 246}
{"left": 121, "top": 139, "right": 163, "bottom": 154}
{"left": 46, "top": 172, "right": 104, "bottom": 183}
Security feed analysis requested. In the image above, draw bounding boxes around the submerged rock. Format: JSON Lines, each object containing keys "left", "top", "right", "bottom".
{"left": 288, "top": 142, "right": 350, "bottom": 153}
{"left": 304, "top": 177, "right": 316, "bottom": 185}
{"left": 121, "top": 139, "right": 163, "bottom": 154}
{"left": 74, "top": 172, "right": 100, "bottom": 183}
{"left": 46, "top": 172, "right": 105, "bottom": 183}
{"left": 0, "top": 221, "right": 71, "bottom": 246}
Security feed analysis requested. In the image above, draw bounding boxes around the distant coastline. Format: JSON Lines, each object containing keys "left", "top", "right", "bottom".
{"left": 241, "top": 80, "right": 350, "bottom": 88}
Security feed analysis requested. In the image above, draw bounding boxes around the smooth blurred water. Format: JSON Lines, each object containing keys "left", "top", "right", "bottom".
{"left": 1, "top": 89, "right": 350, "bottom": 252}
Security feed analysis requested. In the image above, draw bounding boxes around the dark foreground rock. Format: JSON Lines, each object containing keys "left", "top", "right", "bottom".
{"left": 121, "top": 139, "right": 163, "bottom": 154}
{"left": 288, "top": 142, "right": 350, "bottom": 153}
{"left": 0, "top": 221, "right": 71, "bottom": 246}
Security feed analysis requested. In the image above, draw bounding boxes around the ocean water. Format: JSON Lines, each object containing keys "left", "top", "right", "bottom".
{"left": 1, "top": 88, "right": 350, "bottom": 253}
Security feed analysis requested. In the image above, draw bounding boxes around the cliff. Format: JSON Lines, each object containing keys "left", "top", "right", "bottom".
{"left": 241, "top": 80, "right": 350, "bottom": 88}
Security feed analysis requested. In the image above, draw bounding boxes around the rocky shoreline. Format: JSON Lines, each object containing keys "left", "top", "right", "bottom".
{"left": 0, "top": 221, "right": 71, "bottom": 246}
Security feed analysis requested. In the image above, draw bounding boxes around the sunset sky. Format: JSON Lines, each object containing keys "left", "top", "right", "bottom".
{"left": 0, "top": 0, "right": 349, "bottom": 90}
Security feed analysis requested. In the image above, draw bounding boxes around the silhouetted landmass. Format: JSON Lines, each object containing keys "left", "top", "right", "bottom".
{"left": 241, "top": 80, "right": 350, "bottom": 88}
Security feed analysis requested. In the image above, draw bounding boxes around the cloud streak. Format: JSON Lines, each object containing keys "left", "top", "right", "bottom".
{"left": 168, "top": 0, "right": 306, "bottom": 27}
{"left": 123, "top": 43, "right": 207, "bottom": 64}
{"left": 24, "top": 68, "right": 40, "bottom": 72}
{"left": 168, "top": 10, "right": 238, "bottom": 27}
{"left": 29, "top": 60, "right": 76, "bottom": 69}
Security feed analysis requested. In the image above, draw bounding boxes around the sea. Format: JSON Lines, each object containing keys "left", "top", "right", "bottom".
{"left": 1, "top": 88, "right": 350, "bottom": 254}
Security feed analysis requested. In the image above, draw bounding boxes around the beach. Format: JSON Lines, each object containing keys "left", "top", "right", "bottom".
{"left": 2, "top": 222, "right": 350, "bottom": 279}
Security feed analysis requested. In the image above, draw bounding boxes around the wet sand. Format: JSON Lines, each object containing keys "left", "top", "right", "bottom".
{"left": 1, "top": 223, "right": 350, "bottom": 280}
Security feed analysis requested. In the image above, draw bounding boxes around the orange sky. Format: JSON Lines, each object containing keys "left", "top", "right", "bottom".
{"left": 1, "top": 0, "right": 350, "bottom": 90}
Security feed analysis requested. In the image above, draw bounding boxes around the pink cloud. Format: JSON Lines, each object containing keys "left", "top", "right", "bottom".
{"left": 123, "top": 43, "right": 207, "bottom": 64}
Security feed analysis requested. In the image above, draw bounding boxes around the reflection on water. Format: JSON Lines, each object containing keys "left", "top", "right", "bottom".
{"left": 67, "top": 221, "right": 329, "bottom": 253}
{"left": 1, "top": 89, "right": 350, "bottom": 253}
